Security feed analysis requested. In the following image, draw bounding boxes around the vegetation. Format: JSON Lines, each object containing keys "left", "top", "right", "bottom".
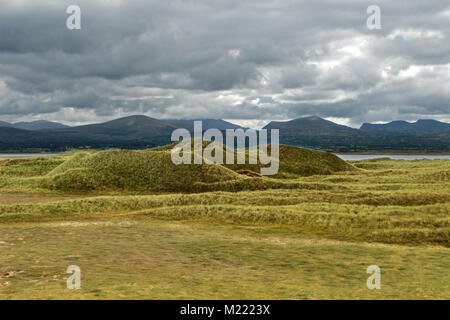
{"left": 0, "top": 145, "right": 448, "bottom": 299}
{"left": 0, "top": 143, "right": 354, "bottom": 193}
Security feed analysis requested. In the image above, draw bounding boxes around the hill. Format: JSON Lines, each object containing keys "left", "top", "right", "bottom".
{"left": 13, "top": 120, "right": 69, "bottom": 130}
{"left": 0, "top": 115, "right": 194, "bottom": 150}
{"left": 0, "top": 120, "right": 69, "bottom": 130}
{"left": 264, "top": 116, "right": 355, "bottom": 132}
{"left": 263, "top": 116, "right": 450, "bottom": 152}
{"left": 0, "top": 127, "right": 33, "bottom": 135}
{"left": 224, "top": 144, "right": 354, "bottom": 178}
{"left": 162, "top": 119, "right": 246, "bottom": 131}
{"left": 40, "top": 142, "right": 354, "bottom": 193}
{"left": 263, "top": 116, "right": 360, "bottom": 151}
{"left": 0, "top": 127, "right": 53, "bottom": 151}
{"left": 0, "top": 115, "right": 184, "bottom": 151}
{"left": 42, "top": 149, "right": 242, "bottom": 192}
{"left": 361, "top": 119, "right": 450, "bottom": 132}
{"left": 48, "top": 115, "right": 178, "bottom": 138}
{"left": 0, "top": 120, "right": 13, "bottom": 128}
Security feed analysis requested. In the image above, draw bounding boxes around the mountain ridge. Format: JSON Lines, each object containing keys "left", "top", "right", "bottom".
{"left": 162, "top": 119, "right": 247, "bottom": 131}
{"left": 0, "top": 120, "right": 69, "bottom": 130}
{"left": 361, "top": 119, "right": 450, "bottom": 132}
{"left": 0, "top": 115, "right": 448, "bottom": 152}
{"left": 264, "top": 116, "right": 356, "bottom": 131}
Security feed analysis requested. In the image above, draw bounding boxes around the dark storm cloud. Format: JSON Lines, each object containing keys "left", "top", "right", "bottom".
{"left": 0, "top": 0, "right": 449, "bottom": 126}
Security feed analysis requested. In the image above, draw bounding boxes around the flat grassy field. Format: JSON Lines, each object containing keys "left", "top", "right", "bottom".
{"left": 0, "top": 149, "right": 449, "bottom": 299}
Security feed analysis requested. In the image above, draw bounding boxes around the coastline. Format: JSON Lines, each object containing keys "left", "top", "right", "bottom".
{"left": 333, "top": 150, "right": 450, "bottom": 155}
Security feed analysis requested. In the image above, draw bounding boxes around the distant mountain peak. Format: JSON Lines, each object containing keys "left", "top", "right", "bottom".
{"left": 263, "top": 116, "right": 354, "bottom": 131}
{"left": 0, "top": 120, "right": 12, "bottom": 128}
{"left": 162, "top": 119, "right": 247, "bottom": 131}
{"left": 105, "top": 115, "right": 158, "bottom": 124}
{"left": 416, "top": 119, "right": 439, "bottom": 123}
{"left": 0, "top": 120, "right": 69, "bottom": 130}
{"left": 304, "top": 116, "right": 322, "bottom": 121}
{"left": 361, "top": 119, "right": 450, "bottom": 132}
{"left": 116, "top": 114, "right": 154, "bottom": 120}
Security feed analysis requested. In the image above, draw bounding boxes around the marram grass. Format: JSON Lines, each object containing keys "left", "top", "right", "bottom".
{"left": 0, "top": 145, "right": 448, "bottom": 299}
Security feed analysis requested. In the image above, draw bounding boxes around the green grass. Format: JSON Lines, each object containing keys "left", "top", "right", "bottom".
{"left": 0, "top": 147, "right": 448, "bottom": 299}
{"left": 0, "top": 143, "right": 354, "bottom": 193}
{"left": 1, "top": 219, "right": 449, "bottom": 299}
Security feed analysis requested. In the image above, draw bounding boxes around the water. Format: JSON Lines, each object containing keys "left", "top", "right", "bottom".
{"left": 0, "top": 153, "right": 59, "bottom": 158}
{"left": 335, "top": 154, "right": 450, "bottom": 161}
{"left": 0, "top": 153, "right": 449, "bottom": 161}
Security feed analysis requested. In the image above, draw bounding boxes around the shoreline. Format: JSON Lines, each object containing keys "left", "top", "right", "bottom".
{"left": 327, "top": 151, "right": 450, "bottom": 156}
{"left": 1, "top": 151, "right": 450, "bottom": 156}
{"left": 333, "top": 151, "right": 450, "bottom": 155}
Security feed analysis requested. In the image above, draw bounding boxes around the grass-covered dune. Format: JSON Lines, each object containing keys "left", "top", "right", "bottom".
{"left": 0, "top": 148, "right": 449, "bottom": 299}
{"left": 31, "top": 142, "right": 354, "bottom": 193}
{"left": 0, "top": 152, "right": 448, "bottom": 247}
{"left": 42, "top": 150, "right": 242, "bottom": 193}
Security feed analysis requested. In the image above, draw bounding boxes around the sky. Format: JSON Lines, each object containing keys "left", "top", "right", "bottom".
{"left": 0, "top": 0, "right": 449, "bottom": 129}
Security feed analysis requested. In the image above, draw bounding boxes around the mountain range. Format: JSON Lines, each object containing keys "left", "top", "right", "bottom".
{"left": 0, "top": 120, "right": 69, "bottom": 130}
{"left": 0, "top": 115, "right": 448, "bottom": 152}
{"left": 360, "top": 119, "right": 450, "bottom": 132}
{"left": 0, "top": 116, "right": 248, "bottom": 151}
{"left": 263, "top": 116, "right": 450, "bottom": 151}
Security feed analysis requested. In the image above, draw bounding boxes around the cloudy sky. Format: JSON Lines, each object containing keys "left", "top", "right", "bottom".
{"left": 0, "top": 0, "right": 449, "bottom": 128}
